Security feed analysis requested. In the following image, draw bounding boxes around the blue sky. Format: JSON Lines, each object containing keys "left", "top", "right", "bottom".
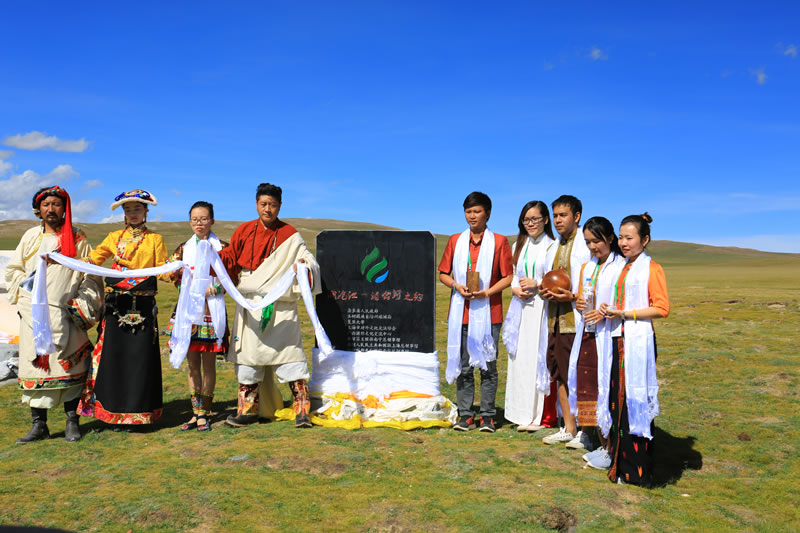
{"left": 1, "top": 2, "right": 799, "bottom": 252}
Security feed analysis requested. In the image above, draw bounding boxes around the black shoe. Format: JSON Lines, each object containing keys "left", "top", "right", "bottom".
{"left": 453, "top": 415, "right": 475, "bottom": 431}
{"left": 17, "top": 408, "right": 50, "bottom": 444}
{"left": 17, "top": 419, "right": 50, "bottom": 444}
{"left": 479, "top": 417, "right": 496, "bottom": 433}
{"left": 225, "top": 413, "right": 259, "bottom": 427}
{"left": 64, "top": 412, "right": 81, "bottom": 442}
{"left": 295, "top": 413, "right": 312, "bottom": 428}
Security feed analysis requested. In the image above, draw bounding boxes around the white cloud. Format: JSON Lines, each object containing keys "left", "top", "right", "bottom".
{"left": 71, "top": 200, "right": 99, "bottom": 221}
{"left": 0, "top": 150, "right": 12, "bottom": 177}
{"left": 543, "top": 62, "right": 555, "bottom": 71}
{"left": 783, "top": 44, "right": 798, "bottom": 58}
{"left": 589, "top": 47, "right": 608, "bottom": 61}
{"left": 751, "top": 67, "right": 767, "bottom": 85}
{"left": 2, "top": 131, "right": 90, "bottom": 153}
{"left": 0, "top": 164, "right": 78, "bottom": 220}
{"left": 0, "top": 153, "right": 11, "bottom": 177}
{"left": 169, "top": 188, "right": 181, "bottom": 195}
{"left": 84, "top": 179, "right": 103, "bottom": 189}
{"left": 99, "top": 212, "right": 124, "bottom": 223}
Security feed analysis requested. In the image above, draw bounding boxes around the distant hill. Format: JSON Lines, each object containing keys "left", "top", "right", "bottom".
{"left": 1, "top": 219, "right": 798, "bottom": 267}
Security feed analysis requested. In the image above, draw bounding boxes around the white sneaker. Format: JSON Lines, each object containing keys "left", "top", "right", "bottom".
{"left": 565, "top": 430, "right": 594, "bottom": 451}
{"left": 526, "top": 424, "right": 546, "bottom": 432}
{"left": 542, "top": 428, "right": 574, "bottom": 445}
{"left": 588, "top": 450, "right": 611, "bottom": 469}
{"left": 516, "top": 424, "right": 529, "bottom": 432}
{"left": 582, "top": 447, "right": 605, "bottom": 462}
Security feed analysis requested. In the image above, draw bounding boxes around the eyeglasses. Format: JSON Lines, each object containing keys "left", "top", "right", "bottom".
{"left": 522, "top": 217, "right": 544, "bottom": 225}
{"left": 190, "top": 217, "right": 211, "bottom": 224}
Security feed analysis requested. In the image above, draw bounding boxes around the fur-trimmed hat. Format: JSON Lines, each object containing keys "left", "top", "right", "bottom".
{"left": 110, "top": 189, "right": 158, "bottom": 210}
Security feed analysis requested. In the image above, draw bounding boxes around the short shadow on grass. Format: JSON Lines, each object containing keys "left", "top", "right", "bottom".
{"left": 78, "top": 397, "right": 251, "bottom": 433}
{"left": 652, "top": 426, "right": 702, "bottom": 486}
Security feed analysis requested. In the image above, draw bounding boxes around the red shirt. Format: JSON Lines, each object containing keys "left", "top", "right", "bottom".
{"left": 218, "top": 219, "right": 297, "bottom": 284}
{"left": 438, "top": 231, "right": 513, "bottom": 324}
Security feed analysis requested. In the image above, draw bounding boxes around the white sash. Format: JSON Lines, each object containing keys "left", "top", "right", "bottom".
{"left": 445, "top": 229, "right": 496, "bottom": 384}
{"left": 622, "top": 252, "right": 659, "bottom": 439}
{"left": 533, "top": 233, "right": 591, "bottom": 394}
{"left": 185, "top": 233, "right": 226, "bottom": 346}
{"left": 31, "top": 254, "right": 182, "bottom": 356}
{"left": 501, "top": 234, "right": 554, "bottom": 357}
{"left": 32, "top": 249, "right": 334, "bottom": 368}
{"left": 565, "top": 253, "right": 625, "bottom": 424}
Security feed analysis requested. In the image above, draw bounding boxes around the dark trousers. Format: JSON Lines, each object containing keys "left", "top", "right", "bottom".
{"left": 456, "top": 323, "right": 501, "bottom": 419}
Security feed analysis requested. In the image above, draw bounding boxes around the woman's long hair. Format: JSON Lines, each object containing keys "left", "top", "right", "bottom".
{"left": 512, "top": 200, "right": 554, "bottom": 266}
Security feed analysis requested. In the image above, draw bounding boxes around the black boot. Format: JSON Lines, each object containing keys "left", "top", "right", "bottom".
{"left": 16, "top": 407, "right": 50, "bottom": 444}
{"left": 64, "top": 398, "right": 81, "bottom": 442}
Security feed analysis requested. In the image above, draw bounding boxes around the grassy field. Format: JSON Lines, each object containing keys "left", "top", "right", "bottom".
{"left": 1, "top": 220, "right": 799, "bottom": 532}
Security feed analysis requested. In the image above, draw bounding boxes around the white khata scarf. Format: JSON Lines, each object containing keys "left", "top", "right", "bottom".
{"left": 31, "top": 247, "right": 334, "bottom": 368}
{"left": 501, "top": 234, "right": 554, "bottom": 357}
{"left": 620, "top": 251, "right": 659, "bottom": 439}
{"left": 565, "top": 252, "right": 625, "bottom": 432}
{"left": 446, "top": 229, "right": 496, "bottom": 384}
{"left": 533, "top": 234, "right": 591, "bottom": 395}
{"left": 168, "top": 234, "right": 226, "bottom": 364}
{"left": 30, "top": 254, "right": 182, "bottom": 357}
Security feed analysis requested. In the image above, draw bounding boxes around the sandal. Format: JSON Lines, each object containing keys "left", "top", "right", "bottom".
{"left": 180, "top": 416, "right": 198, "bottom": 431}
{"left": 197, "top": 415, "right": 212, "bottom": 432}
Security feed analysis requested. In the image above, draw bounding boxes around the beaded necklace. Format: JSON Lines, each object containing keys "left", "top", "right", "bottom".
{"left": 114, "top": 225, "right": 148, "bottom": 267}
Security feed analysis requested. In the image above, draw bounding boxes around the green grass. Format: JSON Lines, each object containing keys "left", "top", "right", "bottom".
{"left": 1, "top": 220, "right": 799, "bottom": 531}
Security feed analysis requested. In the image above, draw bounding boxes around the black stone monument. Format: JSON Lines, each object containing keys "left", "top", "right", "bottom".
{"left": 315, "top": 230, "right": 436, "bottom": 352}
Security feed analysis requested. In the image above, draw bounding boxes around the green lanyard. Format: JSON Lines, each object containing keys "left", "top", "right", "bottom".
{"left": 467, "top": 252, "right": 472, "bottom": 272}
{"left": 523, "top": 242, "right": 536, "bottom": 278}
{"left": 590, "top": 262, "right": 601, "bottom": 292}
{"left": 613, "top": 262, "right": 632, "bottom": 307}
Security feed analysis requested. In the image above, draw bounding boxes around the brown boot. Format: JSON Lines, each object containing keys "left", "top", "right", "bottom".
{"left": 290, "top": 380, "right": 312, "bottom": 428}
{"left": 225, "top": 384, "right": 259, "bottom": 427}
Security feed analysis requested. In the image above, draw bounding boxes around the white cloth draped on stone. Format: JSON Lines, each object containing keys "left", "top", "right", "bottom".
{"left": 310, "top": 348, "right": 441, "bottom": 399}
{"left": 621, "top": 252, "right": 659, "bottom": 439}
{"left": 32, "top": 249, "right": 333, "bottom": 367}
{"left": 308, "top": 348, "right": 457, "bottom": 428}
{"left": 566, "top": 253, "right": 625, "bottom": 427}
{"left": 532, "top": 235, "right": 591, "bottom": 394}
{"left": 501, "top": 234, "right": 554, "bottom": 357}
{"left": 445, "top": 229, "right": 496, "bottom": 384}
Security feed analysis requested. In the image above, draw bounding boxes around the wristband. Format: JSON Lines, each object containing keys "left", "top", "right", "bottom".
{"left": 632, "top": 308, "right": 637, "bottom": 322}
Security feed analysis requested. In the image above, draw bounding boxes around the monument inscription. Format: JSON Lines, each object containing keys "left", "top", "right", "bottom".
{"left": 316, "top": 230, "right": 436, "bottom": 352}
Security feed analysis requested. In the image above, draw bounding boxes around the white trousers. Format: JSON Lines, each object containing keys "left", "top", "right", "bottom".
{"left": 235, "top": 361, "right": 310, "bottom": 385}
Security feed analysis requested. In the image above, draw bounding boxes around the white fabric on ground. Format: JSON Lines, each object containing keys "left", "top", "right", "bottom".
{"left": 310, "top": 348, "right": 441, "bottom": 400}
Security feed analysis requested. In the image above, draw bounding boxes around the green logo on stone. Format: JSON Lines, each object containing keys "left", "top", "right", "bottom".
{"left": 360, "top": 246, "right": 389, "bottom": 283}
